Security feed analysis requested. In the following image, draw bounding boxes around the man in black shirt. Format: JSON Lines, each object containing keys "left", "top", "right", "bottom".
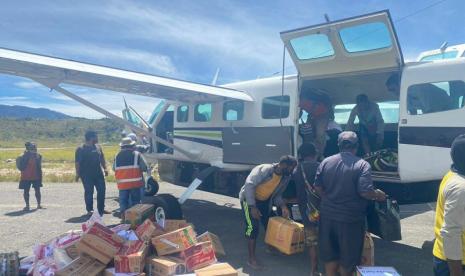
{"left": 75, "top": 131, "right": 109, "bottom": 216}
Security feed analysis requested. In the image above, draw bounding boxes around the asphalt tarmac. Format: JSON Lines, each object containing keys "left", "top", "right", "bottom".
{"left": 0, "top": 182, "right": 436, "bottom": 275}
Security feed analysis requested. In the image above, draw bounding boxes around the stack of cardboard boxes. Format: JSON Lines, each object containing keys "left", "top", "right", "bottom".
{"left": 22, "top": 204, "right": 237, "bottom": 276}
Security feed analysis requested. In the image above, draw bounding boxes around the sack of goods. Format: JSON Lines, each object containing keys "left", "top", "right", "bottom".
{"left": 364, "top": 149, "right": 398, "bottom": 172}
{"left": 367, "top": 198, "right": 402, "bottom": 241}
{"left": 264, "top": 217, "right": 305, "bottom": 255}
{"left": 18, "top": 204, "right": 237, "bottom": 276}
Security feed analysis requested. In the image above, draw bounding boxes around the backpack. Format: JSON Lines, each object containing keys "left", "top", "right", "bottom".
{"left": 365, "top": 149, "right": 398, "bottom": 172}
{"left": 16, "top": 155, "right": 27, "bottom": 171}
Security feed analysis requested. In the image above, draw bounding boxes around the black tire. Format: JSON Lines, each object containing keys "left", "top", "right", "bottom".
{"left": 141, "top": 194, "right": 183, "bottom": 222}
{"left": 144, "top": 176, "right": 159, "bottom": 196}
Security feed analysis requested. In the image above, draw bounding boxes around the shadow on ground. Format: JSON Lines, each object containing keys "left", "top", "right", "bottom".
{"left": 4, "top": 209, "right": 37, "bottom": 217}
{"left": 65, "top": 214, "right": 91, "bottom": 223}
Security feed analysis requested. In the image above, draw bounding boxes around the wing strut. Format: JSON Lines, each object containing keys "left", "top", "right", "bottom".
{"left": 33, "top": 79, "right": 198, "bottom": 160}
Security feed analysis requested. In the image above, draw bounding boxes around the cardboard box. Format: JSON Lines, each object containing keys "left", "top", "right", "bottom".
{"left": 361, "top": 233, "right": 374, "bottom": 266}
{"left": 135, "top": 219, "right": 165, "bottom": 241}
{"left": 197, "top": 232, "right": 226, "bottom": 256}
{"left": 104, "top": 267, "right": 146, "bottom": 276}
{"left": 76, "top": 222, "right": 124, "bottom": 264}
{"left": 195, "top": 263, "right": 238, "bottom": 276}
{"left": 264, "top": 217, "right": 305, "bottom": 255}
{"left": 149, "top": 256, "right": 187, "bottom": 276}
{"left": 356, "top": 266, "right": 400, "bottom": 276}
{"left": 62, "top": 239, "right": 80, "bottom": 260}
{"left": 180, "top": 242, "right": 217, "bottom": 272}
{"left": 151, "top": 226, "right": 197, "bottom": 256}
{"left": 115, "top": 240, "right": 149, "bottom": 273}
{"left": 162, "top": 219, "right": 189, "bottom": 232}
{"left": 55, "top": 255, "right": 105, "bottom": 276}
{"left": 125, "top": 204, "right": 155, "bottom": 228}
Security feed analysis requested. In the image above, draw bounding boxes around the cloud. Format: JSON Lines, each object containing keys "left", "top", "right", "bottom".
{"left": 0, "top": 96, "right": 28, "bottom": 101}
{"left": 101, "top": 1, "right": 286, "bottom": 74}
{"left": 14, "top": 81, "right": 44, "bottom": 89}
{"left": 54, "top": 44, "right": 177, "bottom": 75}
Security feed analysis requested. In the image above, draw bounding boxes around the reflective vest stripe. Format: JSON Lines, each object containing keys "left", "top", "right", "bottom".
{"left": 115, "top": 151, "right": 143, "bottom": 190}
{"left": 117, "top": 177, "right": 144, "bottom": 183}
{"left": 115, "top": 165, "right": 139, "bottom": 170}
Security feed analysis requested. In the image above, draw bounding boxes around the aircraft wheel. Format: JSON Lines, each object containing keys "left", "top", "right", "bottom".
{"left": 142, "top": 194, "right": 183, "bottom": 222}
{"left": 144, "top": 176, "right": 159, "bottom": 196}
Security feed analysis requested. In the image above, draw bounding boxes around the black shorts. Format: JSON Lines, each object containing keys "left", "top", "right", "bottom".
{"left": 318, "top": 217, "right": 365, "bottom": 272}
{"left": 19, "top": 180, "right": 42, "bottom": 190}
{"left": 241, "top": 199, "right": 271, "bottom": 239}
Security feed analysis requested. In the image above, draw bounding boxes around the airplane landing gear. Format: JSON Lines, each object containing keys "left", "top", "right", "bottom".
{"left": 142, "top": 194, "right": 183, "bottom": 221}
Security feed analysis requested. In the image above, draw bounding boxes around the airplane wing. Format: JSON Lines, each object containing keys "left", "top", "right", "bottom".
{"left": 0, "top": 47, "right": 253, "bottom": 102}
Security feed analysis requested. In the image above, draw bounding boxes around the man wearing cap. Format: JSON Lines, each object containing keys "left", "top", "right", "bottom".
{"left": 114, "top": 137, "right": 149, "bottom": 220}
{"left": 314, "top": 131, "right": 386, "bottom": 276}
{"left": 16, "top": 142, "right": 43, "bottom": 210}
{"left": 432, "top": 134, "right": 465, "bottom": 276}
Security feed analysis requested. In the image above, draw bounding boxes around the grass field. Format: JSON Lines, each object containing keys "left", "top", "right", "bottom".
{"left": 0, "top": 145, "right": 120, "bottom": 182}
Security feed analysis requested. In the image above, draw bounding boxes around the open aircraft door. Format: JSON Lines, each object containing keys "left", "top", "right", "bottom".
{"left": 280, "top": 10, "right": 404, "bottom": 80}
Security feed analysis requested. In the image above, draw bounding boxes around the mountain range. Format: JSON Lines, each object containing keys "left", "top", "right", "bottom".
{"left": 0, "top": 104, "right": 72, "bottom": 119}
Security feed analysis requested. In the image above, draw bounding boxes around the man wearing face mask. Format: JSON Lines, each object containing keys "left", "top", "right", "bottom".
{"left": 239, "top": 155, "right": 297, "bottom": 270}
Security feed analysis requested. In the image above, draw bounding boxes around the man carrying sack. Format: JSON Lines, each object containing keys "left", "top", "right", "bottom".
{"left": 433, "top": 134, "right": 465, "bottom": 276}
{"left": 239, "top": 155, "right": 297, "bottom": 270}
{"left": 114, "top": 137, "right": 149, "bottom": 221}
{"left": 314, "top": 131, "right": 386, "bottom": 276}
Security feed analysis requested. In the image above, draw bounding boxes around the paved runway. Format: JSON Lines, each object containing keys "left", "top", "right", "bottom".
{"left": 0, "top": 182, "right": 436, "bottom": 275}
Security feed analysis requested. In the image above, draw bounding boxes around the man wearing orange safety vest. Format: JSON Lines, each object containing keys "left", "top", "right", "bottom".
{"left": 114, "top": 137, "right": 149, "bottom": 220}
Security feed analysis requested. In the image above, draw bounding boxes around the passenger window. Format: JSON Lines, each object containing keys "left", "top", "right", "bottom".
{"left": 339, "top": 22, "right": 392, "bottom": 53}
{"left": 223, "top": 101, "right": 244, "bottom": 121}
{"left": 262, "top": 96, "right": 290, "bottom": 119}
{"left": 333, "top": 102, "right": 399, "bottom": 124}
{"left": 177, "top": 105, "right": 189, "bottom": 122}
{"left": 407, "top": 81, "right": 465, "bottom": 115}
{"left": 290, "top": 34, "right": 334, "bottom": 60}
{"left": 420, "top": 51, "right": 458, "bottom": 61}
{"left": 194, "top": 103, "right": 212, "bottom": 122}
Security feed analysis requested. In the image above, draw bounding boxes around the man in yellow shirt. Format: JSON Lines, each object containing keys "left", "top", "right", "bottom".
{"left": 239, "top": 155, "right": 297, "bottom": 270}
{"left": 433, "top": 134, "right": 465, "bottom": 276}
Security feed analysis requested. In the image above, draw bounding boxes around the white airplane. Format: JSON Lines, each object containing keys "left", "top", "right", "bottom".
{"left": 1, "top": 10, "right": 464, "bottom": 219}
{"left": 417, "top": 42, "right": 465, "bottom": 61}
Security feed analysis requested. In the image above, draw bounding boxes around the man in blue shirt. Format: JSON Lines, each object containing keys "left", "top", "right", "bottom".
{"left": 315, "top": 131, "right": 386, "bottom": 276}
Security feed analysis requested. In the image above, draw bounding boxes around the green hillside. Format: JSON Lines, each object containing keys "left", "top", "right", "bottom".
{"left": 0, "top": 118, "right": 124, "bottom": 148}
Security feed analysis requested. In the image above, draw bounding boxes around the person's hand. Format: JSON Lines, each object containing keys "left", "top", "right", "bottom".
{"left": 104, "top": 170, "right": 109, "bottom": 177}
{"left": 250, "top": 206, "right": 262, "bottom": 220}
{"left": 281, "top": 205, "right": 290, "bottom": 219}
{"left": 75, "top": 175, "right": 80, "bottom": 182}
{"left": 376, "top": 133, "right": 384, "bottom": 148}
{"left": 374, "top": 189, "right": 387, "bottom": 201}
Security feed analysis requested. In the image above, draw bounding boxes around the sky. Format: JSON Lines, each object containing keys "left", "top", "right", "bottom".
{"left": 0, "top": 0, "right": 464, "bottom": 119}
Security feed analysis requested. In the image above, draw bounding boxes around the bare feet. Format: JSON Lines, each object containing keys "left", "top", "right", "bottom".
{"left": 247, "top": 260, "right": 265, "bottom": 270}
